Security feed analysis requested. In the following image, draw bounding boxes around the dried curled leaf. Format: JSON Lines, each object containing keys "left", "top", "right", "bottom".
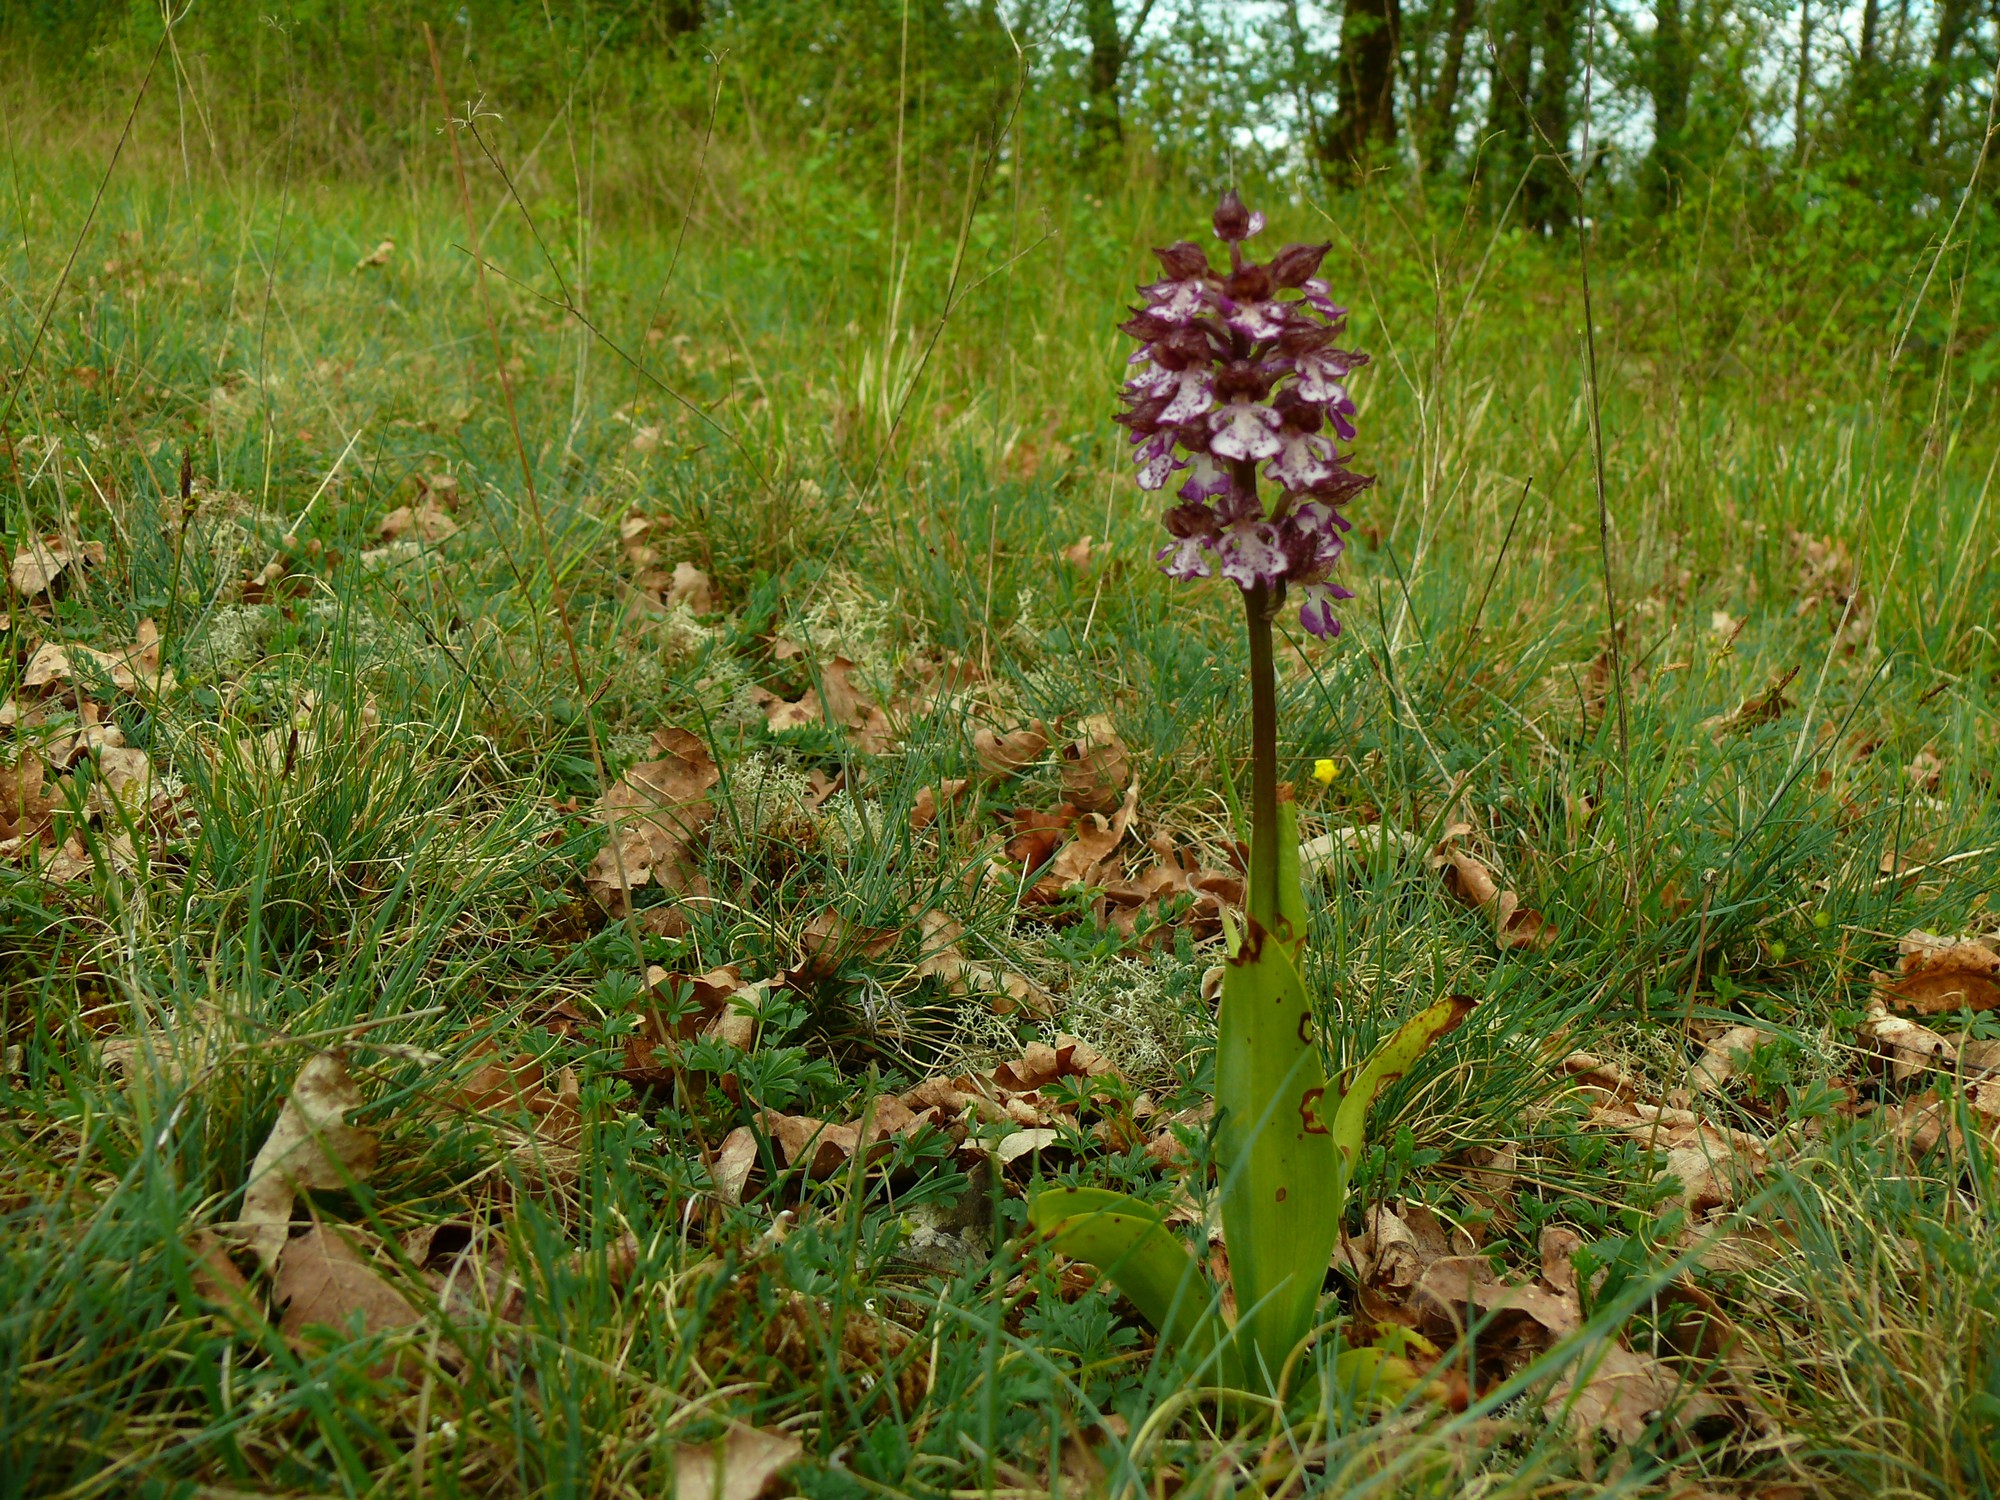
{"left": 670, "top": 1424, "right": 801, "bottom": 1500}
{"left": 377, "top": 502, "right": 457, "bottom": 543}
{"left": 1873, "top": 932, "right": 2000, "bottom": 1015}
{"left": 974, "top": 720, "right": 1048, "bottom": 780}
{"left": 1433, "top": 838, "right": 1555, "bottom": 950}
{"left": 585, "top": 727, "right": 719, "bottom": 914}
{"left": 239, "top": 1051, "right": 380, "bottom": 1270}
{"left": 10, "top": 536, "right": 104, "bottom": 598}
{"left": 274, "top": 1224, "right": 420, "bottom": 1348}
{"left": 23, "top": 619, "right": 175, "bottom": 695}
{"left": 668, "top": 561, "right": 714, "bottom": 612}
{"left": 1059, "top": 715, "right": 1131, "bottom": 812}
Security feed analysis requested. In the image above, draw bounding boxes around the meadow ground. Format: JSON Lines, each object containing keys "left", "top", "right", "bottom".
{"left": 3, "top": 72, "right": 1999, "bottom": 1500}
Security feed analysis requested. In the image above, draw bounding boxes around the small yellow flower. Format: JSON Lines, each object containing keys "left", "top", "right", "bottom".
{"left": 1312, "top": 758, "right": 1338, "bottom": 785}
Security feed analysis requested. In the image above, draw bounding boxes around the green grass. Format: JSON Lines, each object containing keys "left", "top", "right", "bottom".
{"left": 2, "top": 63, "right": 1999, "bottom": 1500}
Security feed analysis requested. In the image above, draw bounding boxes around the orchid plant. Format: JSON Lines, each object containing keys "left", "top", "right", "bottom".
{"left": 1029, "top": 194, "right": 1475, "bottom": 1402}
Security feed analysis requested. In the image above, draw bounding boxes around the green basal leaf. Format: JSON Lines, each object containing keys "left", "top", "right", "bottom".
{"left": 1213, "top": 798, "right": 1339, "bottom": 1389}
{"left": 1029, "top": 1187, "right": 1238, "bottom": 1383}
{"left": 1326, "top": 994, "right": 1478, "bottom": 1206}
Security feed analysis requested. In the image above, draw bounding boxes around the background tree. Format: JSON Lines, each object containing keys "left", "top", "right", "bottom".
{"left": 1082, "top": 0, "right": 1158, "bottom": 156}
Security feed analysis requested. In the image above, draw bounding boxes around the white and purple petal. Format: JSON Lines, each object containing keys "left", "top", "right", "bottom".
{"left": 1215, "top": 521, "right": 1288, "bottom": 590}
{"left": 1265, "top": 428, "right": 1338, "bottom": 491}
{"left": 1209, "top": 399, "right": 1284, "bottom": 462}
{"left": 1158, "top": 367, "right": 1216, "bottom": 424}
{"left": 1156, "top": 535, "right": 1213, "bottom": 580}
{"left": 1177, "top": 451, "right": 1230, "bottom": 502}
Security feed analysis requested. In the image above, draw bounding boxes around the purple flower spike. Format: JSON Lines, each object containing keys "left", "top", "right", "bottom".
{"left": 1115, "top": 192, "right": 1372, "bottom": 630}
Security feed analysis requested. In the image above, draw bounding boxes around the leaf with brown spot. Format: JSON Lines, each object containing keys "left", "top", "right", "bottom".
{"left": 1059, "top": 715, "right": 1131, "bottom": 812}
{"left": 974, "top": 721, "right": 1048, "bottom": 780}
{"left": 237, "top": 1051, "right": 381, "bottom": 1271}
{"left": 670, "top": 1424, "right": 802, "bottom": 1500}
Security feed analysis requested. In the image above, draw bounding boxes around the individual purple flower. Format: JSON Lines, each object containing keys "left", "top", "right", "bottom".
{"left": 1157, "top": 535, "right": 1214, "bottom": 579}
{"left": 1297, "top": 581, "right": 1354, "bottom": 639}
{"left": 1178, "top": 451, "right": 1230, "bottom": 502}
{"left": 1216, "top": 521, "right": 1288, "bottom": 589}
{"left": 1267, "top": 426, "right": 1341, "bottom": 492}
{"left": 1298, "top": 277, "right": 1345, "bottom": 320}
{"left": 1157, "top": 366, "right": 1216, "bottom": 424}
{"left": 1212, "top": 190, "right": 1265, "bottom": 243}
{"left": 1133, "top": 429, "right": 1179, "bottom": 490}
{"left": 1211, "top": 398, "right": 1284, "bottom": 461}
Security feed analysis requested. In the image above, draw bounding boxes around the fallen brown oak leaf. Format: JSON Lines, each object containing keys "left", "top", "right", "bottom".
{"left": 913, "top": 907, "right": 1051, "bottom": 1016}
{"left": 790, "top": 910, "right": 898, "bottom": 986}
{"left": 667, "top": 560, "right": 714, "bottom": 613}
{"left": 1687, "top": 1024, "right": 1767, "bottom": 1095}
{"left": 238, "top": 1051, "right": 380, "bottom": 1271}
{"left": 1044, "top": 780, "right": 1141, "bottom": 891}
{"left": 1432, "top": 836, "right": 1555, "bottom": 951}
{"left": 973, "top": 720, "right": 1048, "bottom": 780}
{"left": 619, "top": 966, "right": 766, "bottom": 1084}
{"left": 0, "top": 754, "right": 60, "bottom": 845}
{"left": 22, "top": 619, "right": 176, "bottom": 696}
{"left": 584, "top": 727, "right": 718, "bottom": 917}
{"left": 670, "top": 1423, "right": 802, "bottom": 1500}
{"left": 1100, "top": 832, "right": 1243, "bottom": 943}
{"left": 377, "top": 501, "right": 457, "bottom": 543}
{"left": 1872, "top": 929, "right": 2000, "bottom": 1015}
{"left": 1059, "top": 715, "right": 1131, "bottom": 813}
{"left": 910, "top": 777, "right": 970, "bottom": 832}
{"left": 10, "top": 535, "right": 104, "bottom": 598}
{"left": 274, "top": 1223, "right": 421, "bottom": 1352}
{"left": 710, "top": 1036, "right": 1117, "bottom": 1202}
{"left": 455, "top": 1042, "right": 583, "bottom": 1177}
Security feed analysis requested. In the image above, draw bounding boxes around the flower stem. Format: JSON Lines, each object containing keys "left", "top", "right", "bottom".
{"left": 1243, "top": 583, "right": 1281, "bottom": 934}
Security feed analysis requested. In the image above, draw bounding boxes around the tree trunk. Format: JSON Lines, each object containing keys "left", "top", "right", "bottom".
{"left": 1524, "top": 0, "right": 1581, "bottom": 228}
{"left": 1486, "top": 0, "right": 1536, "bottom": 210}
{"left": 1793, "top": 0, "right": 1812, "bottom": 163}
{"left": 1642, "top": 0, "right": 1691, "bottom": 209}
{"left": 1322, "top": 0, "right": 1402, "bottom": 176}
{"left": 1920, "top": 0, "right": 1972, "bottom": 144}
{"left": 1424, "top": 0, "right": 1477, "bottom": 173}
{"left": 1083, "top": 0, "right": 1126, "bottom": 148}
{"left": 1858, "top": 0, "right": 1881, "bottom": 68}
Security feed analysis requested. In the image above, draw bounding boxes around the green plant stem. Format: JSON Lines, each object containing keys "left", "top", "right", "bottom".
{"left": 1243, "top": 583, "right": 1281, "bottom": 935}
